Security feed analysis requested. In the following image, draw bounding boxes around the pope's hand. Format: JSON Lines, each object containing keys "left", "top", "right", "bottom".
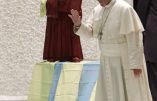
{"left": 68, "top": 9, "right": 81, "bottom": 26}
{"left": 133, "top": 69, "right": 142, "bottom": 78}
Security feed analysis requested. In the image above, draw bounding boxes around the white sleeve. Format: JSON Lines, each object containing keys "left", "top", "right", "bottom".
{"left": 126, "top": 32, "right": 144, "bottom": 69}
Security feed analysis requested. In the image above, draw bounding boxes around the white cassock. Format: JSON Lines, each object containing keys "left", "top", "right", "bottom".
{"left": 75, "top": 0, "right": 152, "bottom": 101}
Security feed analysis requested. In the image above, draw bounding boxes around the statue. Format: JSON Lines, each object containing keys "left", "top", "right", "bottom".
{"left": 42, "top": 0, "right": 83, "bottom": 62}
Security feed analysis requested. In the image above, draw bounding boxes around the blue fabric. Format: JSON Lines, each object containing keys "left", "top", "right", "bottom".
{"left": 48, "top": 62, "right": 63, "bottom": 101}
{"left": 77, "top": 61, "right": 100, "bottom": 101}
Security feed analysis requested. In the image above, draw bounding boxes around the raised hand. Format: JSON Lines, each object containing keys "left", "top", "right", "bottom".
{"left": 68, "top": 9, "right": 81, "bottom": 26}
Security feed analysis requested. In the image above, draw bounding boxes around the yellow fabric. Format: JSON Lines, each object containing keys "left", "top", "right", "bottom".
{"left": 40, "top": 0, "right": 47, "bottom": 17}
{"left": 27, "top": 62, "right": 55, "bottom": 101}
{"left": 55, "top": 62, "right": 84, "bottom": 101}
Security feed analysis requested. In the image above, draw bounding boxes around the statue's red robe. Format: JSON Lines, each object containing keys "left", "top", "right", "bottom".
{"left": 43, "top": 0, "right": 83, "bottom": 62}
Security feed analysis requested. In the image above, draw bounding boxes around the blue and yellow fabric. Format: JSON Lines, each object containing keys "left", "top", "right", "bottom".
{"left": 27, "top": 61, "right": 100, "bottom": 101}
